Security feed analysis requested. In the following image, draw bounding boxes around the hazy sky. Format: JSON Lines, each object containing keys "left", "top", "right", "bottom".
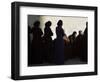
{"left": 28, "top": 15, "right": 88, "bottom": 40}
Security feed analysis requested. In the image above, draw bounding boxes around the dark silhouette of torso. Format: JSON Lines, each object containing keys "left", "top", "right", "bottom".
{"left": 44, "top": 25, "right": 53, "bottom": 43}
{"left": 43, "top": 21, "right": 53, "bottom": 63}
{"left": 75, "top": 32, "right": 83, "bottom": 58}
{"left": 31, "top": 21, "right": 43, "bottom": 65}
{"left": 55, "top": 20, "right": 65, "bottom": 65}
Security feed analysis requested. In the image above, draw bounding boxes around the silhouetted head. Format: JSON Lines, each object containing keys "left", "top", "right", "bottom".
{"left": 33, "top": 21, "right": 40, "bottom": 27}
{"left": 79, "top": 30, "right": 82, "bottom": 35}
{"left": 57, "top": 20, "right": 63, "bottom": 26}
{"left": 73, "top": 31, "right": 77, "bottom": 37}
{"left": 45, "top": 21, "right": 52, "bottom": 27}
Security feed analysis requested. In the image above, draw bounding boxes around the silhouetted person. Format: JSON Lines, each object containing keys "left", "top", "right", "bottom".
{"left": 84, "top": 22, "right": 88, "bottom": 36}
{"left": 77, "top": 30, "right": 83, "bottom": 40}
{"left": 68, "top": 31, "right": 77, "bottom": 58}
{"left": 80, "top": 22, "right": 88, "bottom": 62}
{"left": 68, "top": 31, "right": 77, "bottom": 45}
{"left": 43, "top": 21, "right": 53, "bottom": 63}
{"left": 31, "top": 21, "right": 43, "bottom": 65}
{"left": 55, "top": 20, "right": 65, "bottom": 65}
{"left": 75, "top": 30, "right": 83, "bottom": 58}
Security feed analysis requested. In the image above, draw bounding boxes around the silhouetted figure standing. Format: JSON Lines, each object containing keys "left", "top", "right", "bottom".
{"left": 55, "top": 20, "right": 65, "bottom": 65}
{"left": 31, "top": 21, "right": 43, "bottom": 65}
{"left": 43, "top": 21, "right": 53, "bottom": 63}
{"left": 75, "top": 30, "right": 83, "bottom": 58}
{"left": 68, "top": 31, "right": 77, "bottom": 58}
{"left": 81, "top": 22, "right": 88, "bottom": 62}
{"left": 68, "top": 31, "right": 77, "bottom": 45}
{"left": 76, "top": 31, "right": 83, "bottom": 41}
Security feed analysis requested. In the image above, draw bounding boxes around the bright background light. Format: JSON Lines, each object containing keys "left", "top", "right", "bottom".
{"left": 28, "top": 15, "right": 88, "bottom": 40}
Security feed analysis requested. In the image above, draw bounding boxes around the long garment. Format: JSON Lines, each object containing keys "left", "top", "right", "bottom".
{"left": 55, "top": 26, "right": 65, "bottom": 65}
{"left": 43, "top": 26, "right": 53, "bottom": 63}
{"left": 31, "top": 27, "right": 43, "bottom": 65}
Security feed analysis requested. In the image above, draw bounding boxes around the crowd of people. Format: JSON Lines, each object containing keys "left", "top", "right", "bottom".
{"left": 28, "top": 20, "right": 88, "bottom": 66}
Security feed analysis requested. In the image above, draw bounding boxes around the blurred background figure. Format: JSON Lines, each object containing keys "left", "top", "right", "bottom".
{"left": 68, "top": 31, "right": 77, "bottom": 58}
{"left": 68, "top": 31, "right": 77, "bottom": 45}
{"left": 75, "top": 30, "right": 83, "bottom": 58}
{"left": 80, "top": 22, "right": 88, "bottom": 62}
